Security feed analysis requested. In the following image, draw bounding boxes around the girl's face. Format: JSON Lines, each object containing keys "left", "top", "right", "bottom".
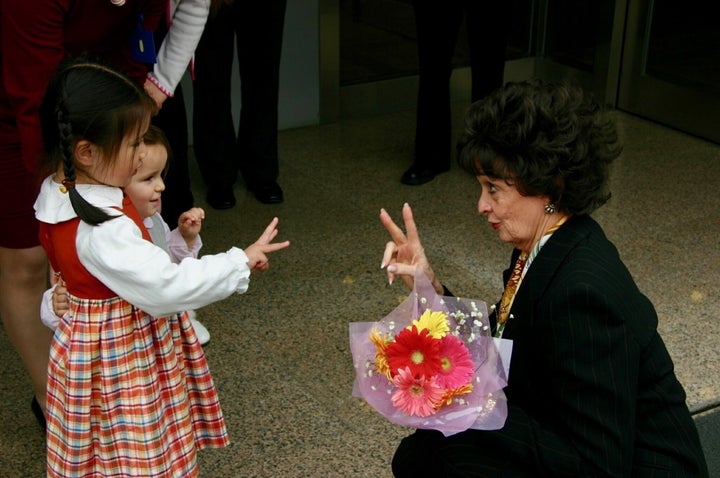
{"left": 114, "top": 126, "right": 149, "bottom": 188}
{"left": 85, "top": 124, "right": 149, "bottom": 188}
{"left": 124, "top": 144, "right": 167, "bottom": 219}
{"left": 476, "top": 174, "right": 551, "bottom": 253}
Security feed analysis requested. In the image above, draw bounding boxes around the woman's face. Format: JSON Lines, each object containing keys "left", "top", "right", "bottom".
{"left": 476, "top": 174, "right": 551, "bottom": 253}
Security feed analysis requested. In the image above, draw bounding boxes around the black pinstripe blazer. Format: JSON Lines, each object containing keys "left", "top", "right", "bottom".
{"left": 481, "top": 214, "right": 708, "bottom": 476}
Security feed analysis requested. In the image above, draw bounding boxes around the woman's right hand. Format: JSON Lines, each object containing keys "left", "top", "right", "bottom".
{"left": 244, "top": 217, "right": 290, "bottom": 272}
{"left": 379, "top": 203, "right": 442, "bottom": 294}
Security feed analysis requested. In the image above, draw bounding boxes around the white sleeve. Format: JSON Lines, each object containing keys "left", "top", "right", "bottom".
{"left": 40, "top": 285, "right": 61, "bottom": 330}
{"left": 166, "top": 226, "right": 202, "bottom": 262}
{"left": 146, "top": 0, "right": 211, "bottom": 95}
{"left": 76, "top": 215, "right": 249, "bottom": 317}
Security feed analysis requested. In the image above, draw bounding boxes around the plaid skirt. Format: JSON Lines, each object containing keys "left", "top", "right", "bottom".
{"left": 46, "top": 296, "right": 228, "bottom": 477}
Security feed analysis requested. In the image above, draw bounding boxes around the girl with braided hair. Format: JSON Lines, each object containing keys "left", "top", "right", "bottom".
{"left": 34, "top": 59, "right": 289, "bottom": 477}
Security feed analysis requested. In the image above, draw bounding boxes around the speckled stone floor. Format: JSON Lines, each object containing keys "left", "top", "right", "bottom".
{"left": 1, "top": 107, "right": 719, "bottom": 477}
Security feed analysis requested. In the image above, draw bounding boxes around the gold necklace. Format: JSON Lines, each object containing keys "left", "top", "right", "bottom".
{"left": 495, "top": 215, "right": 570, "bottom": 336}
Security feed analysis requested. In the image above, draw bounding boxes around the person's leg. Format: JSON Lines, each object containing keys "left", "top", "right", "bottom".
{"left": 192, "top": 3, "right": 239, "bottom": 209}
{"left": 464, "top": 0, "right": 512, "bottom": 102}
{"left": 403, "top": 0, "right": 463, "bottom": 185}
{"left": 155, "top": 85, "right": 193, "bottom": 225}
{"left": 393, "top": 428, "right": 530, "bottom": 477}
{"left": 235, "top": 0, "right": 287, "bottom": 203}
{"left": 0, "top": 246, "right": 53, "bottom": 416}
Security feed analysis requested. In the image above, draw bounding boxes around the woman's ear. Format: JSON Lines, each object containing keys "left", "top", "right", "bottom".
{"left": 74, "top": 140, "right": 96, "bottom": 167}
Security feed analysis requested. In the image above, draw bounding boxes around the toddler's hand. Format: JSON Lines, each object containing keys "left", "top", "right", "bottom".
{"left": 178, "top": 207, "right": 205, "bottom": 244}
{"left": 244, "top": 217, "right": 290, "bottom": 271}
{"left": 52, "top": 277, "right": 70, "bottom": 317}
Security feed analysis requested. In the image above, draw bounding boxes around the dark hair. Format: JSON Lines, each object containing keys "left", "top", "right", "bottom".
{"left": 39, "top": 58, "right": 155, "bottom": 225}
{"left": 457, "top": 79, "right": 622, "bottom": 215}
{"left": 143, "top": 125, "right": 172, "bottom": 177}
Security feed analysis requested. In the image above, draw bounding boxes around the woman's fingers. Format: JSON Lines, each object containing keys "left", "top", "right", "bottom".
{"left": 401, "top": 203, "right": 420, "bottom": 244}
{"left": 380, "top": 208, "right": 407, "bottom": 244}
{"left": 381, "top": 241, "right": 398, "bottom": 269}
{"left": 387, "top": 262, "right": 417, "bottom": 278}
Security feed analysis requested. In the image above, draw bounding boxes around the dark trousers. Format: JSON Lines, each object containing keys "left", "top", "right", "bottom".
{"left": 392, "top": 429, "right": 533, "bottom": 477}
{"left": 412, "top": 0, "right": 511, "bottom": 169}
{"left": 154, "top": 83, "right": 193, "bottom": 225}
{"left": 192, "top": 0, "right": 287, "bottom": 193}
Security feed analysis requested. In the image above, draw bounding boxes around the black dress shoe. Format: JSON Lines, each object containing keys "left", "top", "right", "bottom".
{"left": 251, "top": 181, "right": 284, "bottom": 204}
{"left": 31, "top": 396, "right": 46, "bottom": 431}
{"left": 400, "top": 164, "right": 450, "bottom": 186}
{"left": 206, "top": 188, "right": 236, "bottom": 210}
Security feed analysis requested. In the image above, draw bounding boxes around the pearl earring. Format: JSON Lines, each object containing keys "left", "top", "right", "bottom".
{"left": 544, "top": 203, "right": 556, "bottom": 214}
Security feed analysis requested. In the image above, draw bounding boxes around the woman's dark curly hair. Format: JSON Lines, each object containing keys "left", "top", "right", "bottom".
{"left": 457, "top": 79, "right": 622, "bottom": 215}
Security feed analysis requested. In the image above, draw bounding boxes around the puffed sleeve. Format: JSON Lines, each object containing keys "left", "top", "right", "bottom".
{"left": 166, "top": 226, "right": 202, "bottom": 262}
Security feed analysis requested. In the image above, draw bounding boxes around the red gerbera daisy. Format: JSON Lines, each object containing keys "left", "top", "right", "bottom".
{"left": 386, "top": 325, "right": 442, "bottom": 378}
{"left": 435, "top": 334, "right": 475, "bottom": 389}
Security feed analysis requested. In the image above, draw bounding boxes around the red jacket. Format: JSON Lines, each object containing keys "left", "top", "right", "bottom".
{"left": 0, "top": 0, "right": 164, "bottom": 173}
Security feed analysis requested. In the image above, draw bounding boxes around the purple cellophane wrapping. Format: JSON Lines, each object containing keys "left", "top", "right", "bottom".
{"left": 349, "top": 271, "right": 508, "bottom": 436}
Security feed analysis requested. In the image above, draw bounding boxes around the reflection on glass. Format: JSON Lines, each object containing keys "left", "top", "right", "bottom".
{"left": 646, "top": 0, "right": 720, "bottom": 92}
{"left": 340, "top": 0, "right": 535, "bottom": 86}
{"left": 544, "top": 0, "right": 600, "bottom": 72}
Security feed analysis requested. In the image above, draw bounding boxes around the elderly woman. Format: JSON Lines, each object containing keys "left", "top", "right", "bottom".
{"left": 380, "top": 80, "right": 708, "bottom": 477}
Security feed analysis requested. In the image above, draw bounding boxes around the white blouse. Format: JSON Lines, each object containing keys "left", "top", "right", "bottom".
{"left": 35, "top": 175, "right": 250, "bottom": 317}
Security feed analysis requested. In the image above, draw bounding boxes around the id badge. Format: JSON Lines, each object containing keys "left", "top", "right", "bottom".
{"left": 130, "top": 14, "right": 157, "bottom": 64}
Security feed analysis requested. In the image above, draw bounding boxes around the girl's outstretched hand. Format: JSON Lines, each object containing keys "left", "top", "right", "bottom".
{"left": 244, "top": 217, "right": 290, "bottom": 272}
{"left": 379, "top": 203, "right": 442, "bottom": 293}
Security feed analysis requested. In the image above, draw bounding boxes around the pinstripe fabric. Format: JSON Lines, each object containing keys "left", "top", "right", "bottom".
{"left": 41, "top": 208, "right": 228, "bottom": 477}
{"left": 393, "top": 215, "right": 707, "bottom": 477}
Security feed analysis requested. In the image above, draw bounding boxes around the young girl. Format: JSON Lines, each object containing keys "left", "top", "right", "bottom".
{"left": 34, "top": 59, "right": 289, "bottom": 477}
{"left": 42, "top": 126, "right": 212, "bottom": 345}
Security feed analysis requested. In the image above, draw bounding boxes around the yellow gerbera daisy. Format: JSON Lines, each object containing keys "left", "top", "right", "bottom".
{"left": 370, "top": 328, "right": 392, "bottom": 379}
{"left": 410, "top": 309, "right": 449, "bottom": 339}
{"left": 434, "top": 383, "right": 474, "bottom": 410}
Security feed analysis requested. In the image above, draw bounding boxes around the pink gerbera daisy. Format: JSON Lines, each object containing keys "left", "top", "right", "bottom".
{"left": 386, "top": 326, "right": 441, "bottom": 379}
{"left": 435, "top": 334, "right": 475, "bottom": 389}
{"left": 391, "top": 367, "right": 444, "bottom": 417}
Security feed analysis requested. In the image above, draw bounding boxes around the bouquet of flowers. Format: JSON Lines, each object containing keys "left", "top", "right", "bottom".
{"left": 349, "top": 271, "right": 508, "bottom": 436}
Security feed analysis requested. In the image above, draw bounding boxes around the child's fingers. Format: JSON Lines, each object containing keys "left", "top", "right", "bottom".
{"left": 261, "top": 240, "right": 290, "bottom": 254}
{"left": 256, "top": 217, "right": 280, "bottom": 242}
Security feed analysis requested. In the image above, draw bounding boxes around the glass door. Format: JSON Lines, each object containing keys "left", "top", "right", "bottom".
{"left": 533, "top": 0, "right": 622, "bottom": 105}
{"left": 617, "top": 0, "right": 720, "bottom": 143}
{"left": 326, "top": 0, "right": 720, "bottom": 144}
{"left": 333, "top": 0, "right": 537, "bottom": 118}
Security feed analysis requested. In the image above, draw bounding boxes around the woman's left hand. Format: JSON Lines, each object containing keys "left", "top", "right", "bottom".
{"left": 380, "top": 203, "right": 443, "bottom": 294}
